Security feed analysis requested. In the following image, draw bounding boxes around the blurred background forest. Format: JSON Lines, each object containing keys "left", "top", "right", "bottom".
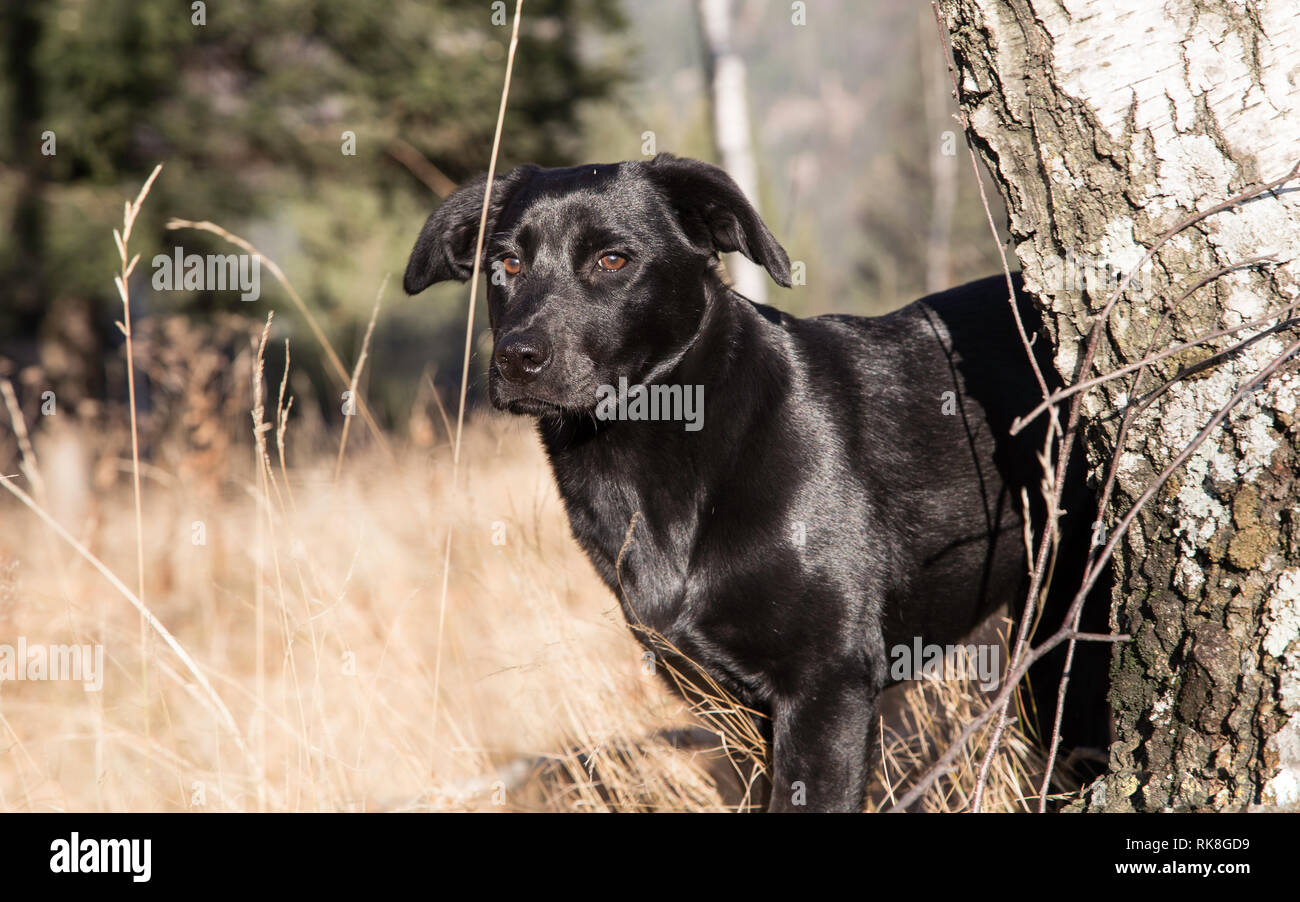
{"left": 1, "top": 0, "right": 1005, "bottom": 452}
{"left": 0, "top": 1, "right": 1032, "bottom": 812}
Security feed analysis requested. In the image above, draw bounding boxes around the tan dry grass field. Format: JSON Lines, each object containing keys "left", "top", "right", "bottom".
{"left": 0, "top": 390, "right": 1070, "bottom": 812}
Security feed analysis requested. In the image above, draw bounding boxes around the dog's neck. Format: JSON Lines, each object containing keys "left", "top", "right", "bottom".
{"left": 534, "top": 267, "right": 788, "bottom": 621}
{"left": 536, "top": 267, "right": 774, "bottom": 452}
{"left": 656, "top": 266, "right": 746, "bottom": 388}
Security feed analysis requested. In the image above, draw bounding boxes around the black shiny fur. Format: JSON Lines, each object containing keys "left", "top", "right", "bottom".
{"left": 405, "top": 154, "right": 1109, "bottom": 812}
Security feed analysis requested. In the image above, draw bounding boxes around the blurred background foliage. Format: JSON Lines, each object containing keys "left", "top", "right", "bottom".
{"left": 0, "top": 0, "right": 1004, "bottom": 445}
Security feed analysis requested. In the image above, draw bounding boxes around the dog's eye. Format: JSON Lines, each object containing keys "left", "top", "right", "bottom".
{"left": 597, "top": 253, "right": 627, "bottom": 272}
{"left": 501, "top": 256, "right": 522, "bottom": 275}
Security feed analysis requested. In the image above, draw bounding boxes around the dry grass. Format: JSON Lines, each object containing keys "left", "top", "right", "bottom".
{"left": 1, "top": 403, "right": 689, "bottom": 811}
{"left": 0, "top": 388, "right": 1069, "bottom": 811}
{"left": 870, "top": 656, "right": 1079, "bottom": 812}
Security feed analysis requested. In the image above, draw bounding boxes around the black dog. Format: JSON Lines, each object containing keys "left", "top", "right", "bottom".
{"left": 404, "top": 154, "right": 1109, "bottom": 812}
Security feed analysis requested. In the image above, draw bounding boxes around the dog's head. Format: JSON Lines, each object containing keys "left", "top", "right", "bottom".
{"left": 403, "top": 154, "right": 790, "bottom": 417}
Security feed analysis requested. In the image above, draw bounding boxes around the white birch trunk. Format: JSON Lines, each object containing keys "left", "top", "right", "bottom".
{"left": 698, "top": 0, "right": 767, "bottom": 303}
{"left": 941, "top": 0, "right": 1300, "bottom": 810}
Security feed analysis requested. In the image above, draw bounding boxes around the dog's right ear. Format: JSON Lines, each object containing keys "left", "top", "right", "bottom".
{"left": 403, "top": 165, "right": 535, "bottom": 294}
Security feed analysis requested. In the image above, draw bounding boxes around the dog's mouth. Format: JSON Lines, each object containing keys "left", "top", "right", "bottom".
{"left": 489, "top": 365, "right": 598, "bottom": 419}
{"left": 502, "top": 395, "right": 567, "bottom": 417}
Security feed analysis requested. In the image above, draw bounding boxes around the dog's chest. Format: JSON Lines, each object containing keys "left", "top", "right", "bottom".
{"left": 570, "top": 480, "right": 691, "bottom": 611}
{"left": 545, "top": 438, "right": 704, "bottom": 622}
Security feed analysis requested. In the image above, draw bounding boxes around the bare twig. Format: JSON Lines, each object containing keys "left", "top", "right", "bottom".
{"left": 933, "top": 4, "right": 1064, "bottom": 809}
{"left": 113, "top": 162, "right": 163, "bottom": 804}
{"left": 931, "top": 2, "right": 1049, "bottom": 402}
{"left": 895, "top": 336, "right": 1299, "bottom": 812}
{"left": 888, "top": 624, "right": 1127, "bottom": 811}
{"left": 0, "top": 380, "right": 44, "bottom": 501}
{"left": 387, "top": 136, "right": 459, "bottom": 198}
{"left": 1012, "top": 256, "right": 1287, "bottom": 433}
{"left": 335, "top": 275, "right": 387, "bottom": 481}
{"left": 165, "top": 218, "right": 397, "bottom": 468}
{"left": 1074, "top": 160, "right": 1300, "bottom": 390}
{"left": 430, "top": 0, "right": 525, "bottom": 746}
{"left": 1069, "top": 336, "right": 1300, "bottom": 642}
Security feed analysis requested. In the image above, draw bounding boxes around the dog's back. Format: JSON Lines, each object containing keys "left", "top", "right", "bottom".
{"left": 784, "top": 274, "right": 1107, "bottom": 743}
{"left": 733, "top": 274, "right": 1050, "bottom": 645}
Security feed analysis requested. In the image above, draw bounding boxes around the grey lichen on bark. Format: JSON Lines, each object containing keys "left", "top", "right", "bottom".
{"left": 939, "top": 0, "right": 1300, "bottom": 810}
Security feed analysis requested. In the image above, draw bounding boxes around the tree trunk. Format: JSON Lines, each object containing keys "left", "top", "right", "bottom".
{"left": 939, "top": 0, "right": 1300, "bottom": 810}
{"left": 697, "top": 0, "right": 768, "bottom": 303}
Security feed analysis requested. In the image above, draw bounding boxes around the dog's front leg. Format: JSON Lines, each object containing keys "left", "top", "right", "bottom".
{"left": 766, "top": 671, "right": 877, "bottom": 812}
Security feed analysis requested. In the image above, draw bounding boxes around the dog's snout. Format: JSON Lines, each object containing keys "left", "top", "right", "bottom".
{"left": 495, "top": 333, "right": 553, "bottom": 384}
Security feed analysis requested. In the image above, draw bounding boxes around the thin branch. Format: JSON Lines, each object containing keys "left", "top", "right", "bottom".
{"left": 335, "top": 275, "right": 387, "bottom": 481}
{"left": 934, "top": 4, "right": 1063, "bottom": 808}
{"left": 1073, "top": 160, "right": 1300, "bottom": 388}
{"left": 931, "top": 2, "right": 1050, "bottom": 402}
{"left": 114, "top": 162, "right": 162, "bottom": 805}
{"left": 387, "top": 136, "right": 458, "bottom": 198}
{"left": 895, "top": 335, "right": 1299, "bottom": 812}
{"left": 930, "top": 2, "right": 1300, "bottom": 813}
{"left": 430, "top": 0, "right": 525, "bottom": 746}
{"left": 165, "top": 218, "right": 397, "bottom": 468}
{"left": 1012, "top": 256, "right": 1287, "bottom": 433}
{"left": 887, "top": 625, "right": 1127, "bottom": 811}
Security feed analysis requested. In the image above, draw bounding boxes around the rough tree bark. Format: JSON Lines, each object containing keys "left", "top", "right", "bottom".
{"left": 939, "top": 0, "right": 1300, "bottom": 810}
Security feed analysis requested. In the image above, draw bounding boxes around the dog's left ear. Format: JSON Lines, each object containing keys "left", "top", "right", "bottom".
{"left": 404, "top": 165, "right": 536, "bottom": 294}
{"left": 645, "top": 153, "right": 791, "bottom": 288}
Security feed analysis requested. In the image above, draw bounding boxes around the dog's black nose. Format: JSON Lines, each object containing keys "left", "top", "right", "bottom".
{"left": 495, "top": 333, "right": 553, "bottom": 384}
